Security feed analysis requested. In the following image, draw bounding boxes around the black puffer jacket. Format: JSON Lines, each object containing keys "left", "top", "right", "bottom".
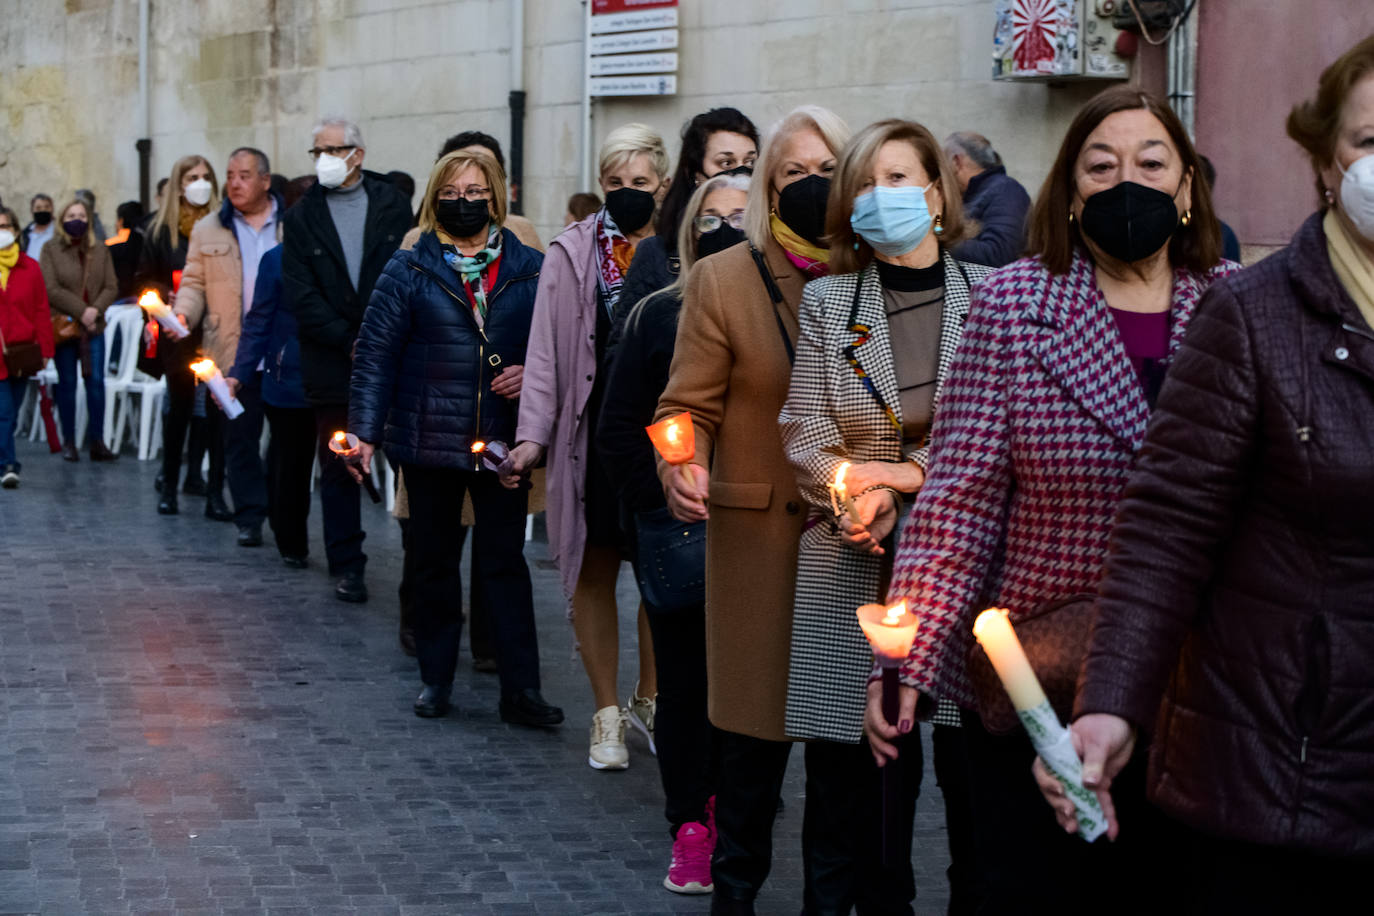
{"left": 349, "top": 228, "right": 543, "bottom": 470}
{"left": 1077, "top": 211, "right": 1374, "bottom": 856}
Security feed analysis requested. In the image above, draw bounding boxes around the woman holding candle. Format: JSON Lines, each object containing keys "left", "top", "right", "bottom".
{"left": 598, "top": 172, "right": 751, "bottom": 896}
{"left": 501, "top": 124, "right": 669, "bottom": 772}
{"left": 349, "top": 148, "right": 561, "bottom": 727}
{"left": 40, "top": 197, "right": 118, "bottom": 462}
{"left": 861, "top": 85, "right": 1237, "bottom": 913}
{"left": 138, "top": 154, "right": 222, "bottom": 517}
{"left": 654, "top": 105, "right": 850, "bottom": 913}
{"left": 778, "top": 118, "right": 992, "bottom": 913}
{"left": 1038, "top": 37, "right": 1374, "bottom": 909}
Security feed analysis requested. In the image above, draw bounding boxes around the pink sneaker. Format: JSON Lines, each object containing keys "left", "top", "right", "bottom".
{"left": 663, "top": 821, "right": 714, "bottom": 894}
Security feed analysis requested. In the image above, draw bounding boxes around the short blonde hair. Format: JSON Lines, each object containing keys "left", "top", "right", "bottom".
{"left": 826, "top": 119, "right": 971, "bottom": 275}
{"left": 672, "top": 173, "right": 752, "bottom": 291}
{"left": 54, "top": 199, "right": 96, "bottom": 250}
{"left": 745, "top": 106, "right": 852, "bottom": 249}
{"left": 417, "top": 149, "right": 508, "bottom": 235}
{"left": 598, "top": 122, "right": 670, "bottom": 182}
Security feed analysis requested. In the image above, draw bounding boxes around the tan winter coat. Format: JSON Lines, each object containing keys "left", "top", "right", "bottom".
{"left": 175, "top": 209, "right": 282, "bottom": 370}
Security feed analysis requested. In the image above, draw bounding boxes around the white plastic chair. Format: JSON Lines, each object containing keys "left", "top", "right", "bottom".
{"left": 106, "top": 307, "right": 167, "bottom": 459}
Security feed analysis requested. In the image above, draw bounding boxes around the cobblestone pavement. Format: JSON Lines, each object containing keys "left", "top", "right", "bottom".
{"left": 0, "top": 438, "right": 951, "bottom": 915}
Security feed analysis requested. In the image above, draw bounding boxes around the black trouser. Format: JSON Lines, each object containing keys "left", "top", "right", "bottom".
{"left": 1169, "top": 819, "right": 1368, "bottom": 914}
{"left": 641, "top": 595, "right": 720, "bottom": 838}
{"left": 399, "top": 521, "right": 491, "bottom": 657}
{"left": 712, "top": 733, "right": 792, "bottom": 902}
{"left": 263, "top": 403, "right": 315, "bottom": 559}
{"left": 932, "top": 723, "right": 982, "bottom": 915}
{"left": 223, "top": 373, "right": 268, "bottom": 528}
{"left": 960, "top": 709, "right": 1169, "bottom": 915}
{"left": 161, "top": 364, "right": 214, "bottom": 490}
{"left": 801, "top": 733, "right": 922, "bottom": 916}
{"left": 313, "top": 403, "right": 366, "bottom": 575}
{"left": 402, "top": 464, "right": 541, "bottom": 696}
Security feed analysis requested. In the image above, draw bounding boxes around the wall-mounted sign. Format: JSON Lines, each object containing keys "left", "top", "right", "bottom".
{"left": 587, "top": 0, "right": 678, "bottom": 97}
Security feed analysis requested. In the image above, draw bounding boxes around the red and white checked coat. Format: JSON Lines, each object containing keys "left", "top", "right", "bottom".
{"left": 887, "top": 251, "right": 1237, "bottom": 707}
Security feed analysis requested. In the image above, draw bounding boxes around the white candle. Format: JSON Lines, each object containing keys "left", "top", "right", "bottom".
{"left": 189, "top": 359, "right": 244, "bottom": 420}
{"left": 972, "top": 608, "right": 1049, "bottom": 712}
{"left": 830, "top": 461, "right": 856, "bottom": 519}
{"left": 138, "top": 290, "right": 189, "bottom": 340}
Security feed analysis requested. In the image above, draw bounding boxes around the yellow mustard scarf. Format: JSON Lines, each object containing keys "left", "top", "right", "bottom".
{"left": 769, "top": 212, "right": 830, "bottom": 278}
{"left": 0, "top": 243, "right": 18, "bottom": 291}
{"left": 1325, "top": 209, "right": 1374, "bottom": 332}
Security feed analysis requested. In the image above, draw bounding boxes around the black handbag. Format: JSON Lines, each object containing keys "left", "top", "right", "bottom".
{"left": 633, "top": 507, "right": 706, "bottom": 612}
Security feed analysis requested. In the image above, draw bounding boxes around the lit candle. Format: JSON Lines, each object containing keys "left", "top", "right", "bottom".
{"left": 138, "top": 289, "right": 189, "bottom": 340}
{"left": 328, "top": 431, "right": 382, "bottom": 503}
{"left": 971, "top": 608, "right": 1108, "bottom": 841}
{"left": 829, "top": 461, "right": 856, "bottom": 520}
{"left": 646, "top": 411, "right": 697, "bottom": 486}
{"left": 469, "top": 438, "right": 511, "bottom": 473}
{"left": 856, "top": 601, "right": 919, "bottom": 664}
{"left": 189, "top": 359, "right": 244, "bottom": 420}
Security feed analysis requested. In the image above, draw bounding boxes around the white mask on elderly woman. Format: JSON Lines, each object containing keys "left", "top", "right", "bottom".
{"left": 0, "top": 230, "right": 15, "bottom": 250}
{"left": 1339, "top": 154, "right": 1374, "bottom": 240}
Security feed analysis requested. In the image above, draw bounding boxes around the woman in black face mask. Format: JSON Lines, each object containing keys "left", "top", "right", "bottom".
{"left": 502, "top": 123, "right": 670, "bottom": 775}
{"left": 653, "top": 105, "right": 850, "bottom": 913}
{"left": 862, "top": 86, "right": 1234, "bottom": 914}
{"left": 349, "top": 148, "right": 562, "bottom": 727}
{"left": 596, "top": 171, "right": 750, "bottom": 896}
{"left": 614, "top": 108, "right": 759, "bottom": 320}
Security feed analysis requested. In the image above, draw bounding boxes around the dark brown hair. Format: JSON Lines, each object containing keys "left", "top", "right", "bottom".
{"left": 1287, "top": 34, "right": 1374, "bottom": 205}
{"left": 1026, "top": 85, "right": 1221, "bottom": 275}
{"left": 826, "top": 119, "right": 971, "bottom": 275}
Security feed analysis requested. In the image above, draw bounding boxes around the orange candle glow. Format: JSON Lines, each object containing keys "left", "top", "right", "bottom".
{"left": 857, "top": 600, "right": 919, "bottom": 663}
{"left": 646, "top": 412, "right": 695, "bottom": 465}
{"left": 139, "top": 289, "right": 189, "bottom": 339}
{"left": 189, "top": 359, "right": 244, "bottom": 419}
{"left": 830, "top": 461, "right": 856, "bottom": 519}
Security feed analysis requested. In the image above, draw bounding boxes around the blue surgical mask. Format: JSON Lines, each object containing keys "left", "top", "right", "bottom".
{"left": 850, "top": 184, "right": 934, "bottom": 257}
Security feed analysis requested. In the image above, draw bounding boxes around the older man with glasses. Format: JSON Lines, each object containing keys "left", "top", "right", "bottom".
{"left": 281, "top": 116, "right": 412, "bottom": 603}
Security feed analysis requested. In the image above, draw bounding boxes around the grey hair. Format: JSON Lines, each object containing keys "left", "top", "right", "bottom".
{"left": 945, "top": 131, "right": 1002, "bottom": 170}
{"left": 312, "top": 117, "right": 365, "bottom": 150}
{"left": 672, "top": 172, "right": 752, "bottom": 289}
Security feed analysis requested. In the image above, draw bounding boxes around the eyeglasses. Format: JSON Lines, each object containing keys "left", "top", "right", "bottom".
{"left": 307, "top": 145, "right": 356, "bottom": 159}
{"left": 437, "top": 187, "right": 492, "bottom": 202}
{"left": 693, "top": 212, "right": 746, "bottom": 233}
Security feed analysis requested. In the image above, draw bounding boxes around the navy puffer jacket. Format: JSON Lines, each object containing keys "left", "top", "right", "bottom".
{"left": 349, "top": 228, "right": 543, "bottom": 470}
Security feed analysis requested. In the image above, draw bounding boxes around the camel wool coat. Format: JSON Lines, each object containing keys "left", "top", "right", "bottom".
{"left": 655, "top": 236, "right": 807, "bottom": 741}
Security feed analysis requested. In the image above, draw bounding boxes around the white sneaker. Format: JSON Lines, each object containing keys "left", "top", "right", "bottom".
{"left": 627, "top": 691, "right": 656, "bottom": 756}
{"left": 588, "top": 705, "right": 629, "bottom": 770}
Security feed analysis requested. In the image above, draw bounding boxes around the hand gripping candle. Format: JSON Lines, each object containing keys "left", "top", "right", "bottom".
{"left": 856, "top": 601, "right": 920, "bottom": 865}
{"left": 189, "top": 359, "right": 245, "bottom": 420}
{"left": 328, "top": 431, "right": 382, "bottom": 503}
{"left": 646, "top": 411, "right": 697, "bottom": 486}
{"left": 972, "top": 608, "right": 1108, "bottom": 842}
{"left": 829, "top": 461, "right": 857, "bottom": 520}
{"left": 138, "top": 289, "right": 189, "bottom": 340}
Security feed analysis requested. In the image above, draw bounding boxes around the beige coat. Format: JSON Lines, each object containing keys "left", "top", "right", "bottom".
{"left": 655, "top": 237, "right": 807, "bottom": 741}
{"left": 40, "top": 238, "right": 117, "bottom": 335}
{"left": 175, "top": 209, "right": 283, "bottom": 370}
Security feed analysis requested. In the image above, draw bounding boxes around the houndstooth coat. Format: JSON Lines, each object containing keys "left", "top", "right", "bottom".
{"left": 778, "top": 253, "right": 993, "bottom": 743}
{"left": 887, "top": 251, "right": 1238, "bottom": 709}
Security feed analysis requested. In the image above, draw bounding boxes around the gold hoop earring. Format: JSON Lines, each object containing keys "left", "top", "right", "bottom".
{"left": 1181, "top": 209, "right": 1192, "bottom": 227}
{"left": 1068, "top": 211, "right": 1076, "bottom": 225}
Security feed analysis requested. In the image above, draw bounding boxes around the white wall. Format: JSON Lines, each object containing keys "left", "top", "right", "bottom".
{"left": 1, "top": 0, "right": 1114, "bottom": 241}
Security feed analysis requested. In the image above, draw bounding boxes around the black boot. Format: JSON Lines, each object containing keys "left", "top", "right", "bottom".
{"left": 157, "top": 491, "right": 178, "bottom": 515}
{"left": 204, "top": 490, "right": 232, "bottom": 522}
{"left": 183, "top": 416, "right": 208, "bottom": 494}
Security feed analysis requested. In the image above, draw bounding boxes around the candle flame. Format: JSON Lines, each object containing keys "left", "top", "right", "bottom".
{"left": 471, "top": 440, "right": 486, "bottom": 453}
{"left": 665, "top": 421, "right": 680, "bottom": 445}
{"left": 834, "top": 461, "right": 851, "bottom": 492}
{"left": 137, "top": 289, "right": 165, "bottom": 310}
{"left": 972, "top": 607, "right": 1011, "bottom": 639}
{"left": 881, "top": 600, "right": 907, "bottom": 626}
{"left": 189, "top": 359, "right": 215, "bottom": 380}
{"left": 333, "top": 431, "right": 347, "bottom": 443}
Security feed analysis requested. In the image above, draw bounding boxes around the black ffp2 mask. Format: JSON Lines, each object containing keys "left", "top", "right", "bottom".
{"left": 696, "top": 224, "right": 746, "bottom": 260}
{"left": 1078, "top": 181, "right": 1181, "bottom": 264}
{"left": 604, "top": 187, "right": 657, "bottom": 233}
{"left": 776, "top": 174, "right": 831, "bottom": 246}
{"left": 436, "top": 198, "right": 491, "bottom": 238}
{"left": 32, "top": 210, "right": 53, "bottom": 226}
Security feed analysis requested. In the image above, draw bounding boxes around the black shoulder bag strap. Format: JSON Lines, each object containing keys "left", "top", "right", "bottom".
{"left": 749, "top": 244, "right": 795, "bottom": 365}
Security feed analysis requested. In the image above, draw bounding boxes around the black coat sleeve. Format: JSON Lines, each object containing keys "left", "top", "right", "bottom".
{"left": 348, "top": 252, "right": 415, "bottom": 446}
{"left": 283, "top": 210, "right": 354, "bottom": 351}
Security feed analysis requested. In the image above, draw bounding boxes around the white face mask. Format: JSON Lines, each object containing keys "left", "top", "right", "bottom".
{"left": 1338, "top": 153, "right": 1374, "bottom": 241}
{"left": 184, "top": 178, "right": 213, "bottom": 207}
{"left": 315, "top": 151, "right": 354, "bottom": 189}
{"left": 0, "top": 230, "right": 14, "bottom": 250}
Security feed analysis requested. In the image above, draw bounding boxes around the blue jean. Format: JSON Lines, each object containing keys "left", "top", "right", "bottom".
{"left": 0, "top": 377, "right": 30, "bottom": 468}
{"left": 53, "top": 336, "right": 105, "bottom": 445}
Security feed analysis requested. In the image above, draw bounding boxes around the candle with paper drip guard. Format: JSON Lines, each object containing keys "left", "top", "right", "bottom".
{"left": 328, "top": 431, "right": 382, "bottom": 503}
{"left": 972, "top": 608, "right": 1108, "bottom": 841}
{"left": 646, "top": 411, "right": 696, "bottom": 484}
{"left": 829, "top": 461, "right": 857, "bottom": 520}
{"left": 138, "top": 289, "right": 189, "bottom": 340}
{"left": 189, "top": 359, "right": 244, "bottom": 419}
{"left": 856, "top": 600, "right": 920, "bottom": 866}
